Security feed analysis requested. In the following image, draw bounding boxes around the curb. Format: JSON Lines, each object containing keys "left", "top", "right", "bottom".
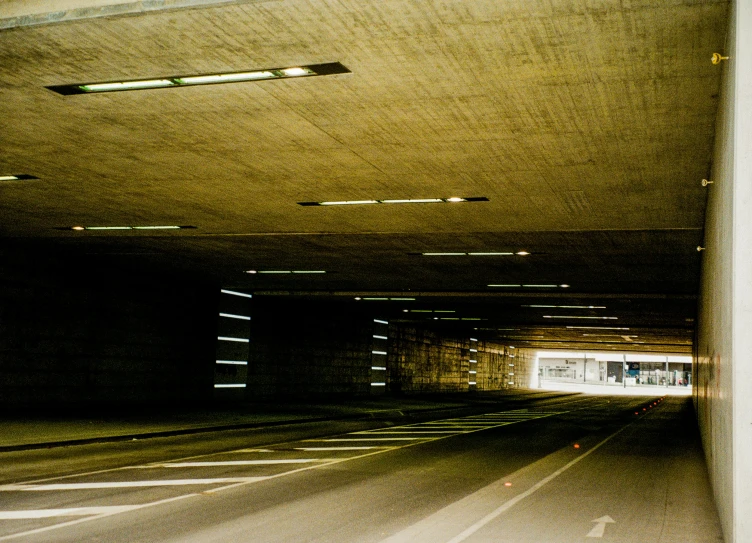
{"left": 0, "top": 404, "right": 479, "bottom": 453}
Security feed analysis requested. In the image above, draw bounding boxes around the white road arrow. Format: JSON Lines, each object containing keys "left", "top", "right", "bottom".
{"left": 586, "top": 516, "right": 616, "bottom": 538}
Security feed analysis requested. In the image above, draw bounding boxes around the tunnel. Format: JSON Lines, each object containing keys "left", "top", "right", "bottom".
{"left": 0, "top": 1, "right": 749, "bottom": 542}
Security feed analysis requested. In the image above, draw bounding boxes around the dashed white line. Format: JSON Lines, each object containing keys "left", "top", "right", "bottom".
{"left": 159, "top": 460, "right": 320, "bottom": 467}
{"left": 0, "top": 506, "right": 141, "bottom": 519}
{"left": 0, "top": 478, "right": 268, "bottom": 491}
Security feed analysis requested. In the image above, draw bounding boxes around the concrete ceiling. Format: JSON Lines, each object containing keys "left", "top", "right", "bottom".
{"left": 0, "top": 0, "right": 729, "bottom": 353}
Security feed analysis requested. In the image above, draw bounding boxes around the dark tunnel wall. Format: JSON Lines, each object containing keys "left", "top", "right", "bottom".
{"left": 0, "top": 246, "right": 217, "bottom": 410}
{"left": 245, "top": 298, "right": 532, "bottom": 400}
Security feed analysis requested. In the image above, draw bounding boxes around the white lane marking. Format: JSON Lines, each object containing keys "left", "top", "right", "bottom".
{"left": 0, "top": 493, "right": 197, "bottom": 541}
{"left": 0, "top": 404, "right": 583, "bottom": 541}
{"left": 312, "top": 438, "right": 426, "bottom": 441}
{"left": 295, "top": 447, "right": 383, "bottom": 451}
{"left": 159, "top": 460, "right": 320, "bottom": 467}
{"left": 352, "top": 431, "right": 466, "bottom": 434}
{"left": 0, "top": 506, "right": 140, "bottom": 519}
{"left": 586, "top": 515, "right": 616, "bottom": 538}
{"left": 377, "top": 421, "right": 634, "bottom": 543}
{"left": 0, "top": 478, "right": 267, "bottom": 491}
{"left": 406, "top": 426, "right": 492, "bottom": 429}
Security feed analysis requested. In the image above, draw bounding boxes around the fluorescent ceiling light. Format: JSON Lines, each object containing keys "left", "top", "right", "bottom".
{"left": 48, "top": 63, "right": 348, "bottom": 95}
{"left": 516, "top": 251, "right": 530, "bottom": 256}
{"left": 423, "top": 253, "right": 466, "bottom": 256}
{"left": 176, "top": 71, "right": 274, "bottom": 84}
{"left": 468, "top": 252, "right": 514, "bottom": 256}
{"left": 566, "top": 326, "right": 629, "bottom": 330}
{"left": 320, "top": 200, "right": 379, "bottom": 206}
{"left": 68, "top": 225, "right": 194, "bottom": 231}
{"left": 84, "top": 226, "right": 132, "bottom": 230}
{"left": 282, "top": 67, "right": 309, "bottom": 76}
{"left": 299, "top": 197, "right": 488, "bottom": 206}
{"left": 374, "top": 319, "right": 389, "bottom": 325}
{"left": 381, "top": 199, "right": 443, "bottom": 204}
{"left": 132, "top": 225, "right": 181, "bottom": 230}
{"left": 0, "top": 174, "right": 37, "bottom": 181}
{"left": 523, "top": 284, "right": 559, "bottom": 288}
{"left": 82, "top": 79, "right": 174, "bottom": 92}
{"left": 523, "top": 305, "right": 606, "bottom": 309}
{"left": 543, "top": 316, "right": 618, "bottom": 319}
{"left": 359, "top": 297, "right": 415, "bottom": 301}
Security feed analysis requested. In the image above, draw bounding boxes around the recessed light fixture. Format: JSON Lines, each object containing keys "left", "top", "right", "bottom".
{"left": 543, "top": 316, "right": 618, "bottom": 320}
{"left": 0, "top": 174, "right": 38, "bottom": 182}
{"left": 245, "top": 270, "right": 326, "bottom": 274}
{"left": 356, "top": 297, "right": 416, "bottom": 301}
{"left": 299, "top": 197, "right": 488, "bottom": 206}
{"left": 488, "top": 284, "right": 571, "bottom": 288}
{"left": 47, "top": 62, "right": 350, "bottom": 95}
{"left": 65, "top": 225, "right": 196, "bottom": 231}
{"left": 522, "top": 305, "right": 606, "bottom": 309}
{"left": 566, "top": 326, "right": 629, "bottom": 330}
{"left": 415, "top": 251, "right": 527, "bottom": 257}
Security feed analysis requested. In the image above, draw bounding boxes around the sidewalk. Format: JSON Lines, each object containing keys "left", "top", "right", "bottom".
{"left": 0, "top": 391, "right": 561, "bottom": 452}
{"left": 540, "top": 380, "right": 692, "bottom": 396}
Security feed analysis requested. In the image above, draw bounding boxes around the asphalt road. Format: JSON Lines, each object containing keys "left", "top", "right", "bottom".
{"left": 0, "top": 395, "right": 723, "bottom": 543}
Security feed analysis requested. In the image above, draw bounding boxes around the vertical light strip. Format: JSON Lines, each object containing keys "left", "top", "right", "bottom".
{"left": 468, "top": 338, "right": 478, "bottom": 388}
{"left": 216, "top": 288, "right": 252, "bottom": 393}
{"left": 372, "top": 318, "right": 389, "bottom": 393}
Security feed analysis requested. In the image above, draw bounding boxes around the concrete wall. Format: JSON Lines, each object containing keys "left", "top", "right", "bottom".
{"left": 246, "top": 300, "right": 374, "bottom": 399}
{"left": 0, "top": 246, "right": 217, "bottom": 410}
{"left": 387, "top": 326, "right": 531, "bottom": 394}
{"left": 695, "top": 1, "right": 752, "bottom": 541}
{"left": 244, "top": 300, "right": 533, "bottom": 399}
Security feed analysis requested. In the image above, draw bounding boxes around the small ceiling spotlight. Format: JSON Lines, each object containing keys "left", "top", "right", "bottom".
{"left": 701, "top": 179, "right": 714, "bottom": 186}
{"left": 697, "top": 246, "right": 706, "bottom": 252}
{"left": 711, "top": 53, "right": 729, "bottom": 64}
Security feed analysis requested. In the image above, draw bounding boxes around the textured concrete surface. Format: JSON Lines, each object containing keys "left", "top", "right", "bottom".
{"left": 0, "top": 0, "right": 727, "bottom": 350}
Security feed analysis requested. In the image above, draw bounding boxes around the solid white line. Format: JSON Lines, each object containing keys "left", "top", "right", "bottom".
{"left": 313, "top": 438, "right": 426, "bottom": 441}
{"left": 353, "top": 431, "right": 465, "bottom": 434}
{"left": 295, "top": 447, "right": 382, "bottom": 451}
{"left": 160, "top": 460, "right": 319, "bottom": 467}
{"left": 0, "top": 506, "right": 141, "bottom": 519}
{"left": 0, "top": 404, "right": 582, "bottom": 541}
{"left": 0, "top": 478, "right": 267, "bottom": 491}
{"left": 377, "top": 421, "right": 634, "bottom": 543}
